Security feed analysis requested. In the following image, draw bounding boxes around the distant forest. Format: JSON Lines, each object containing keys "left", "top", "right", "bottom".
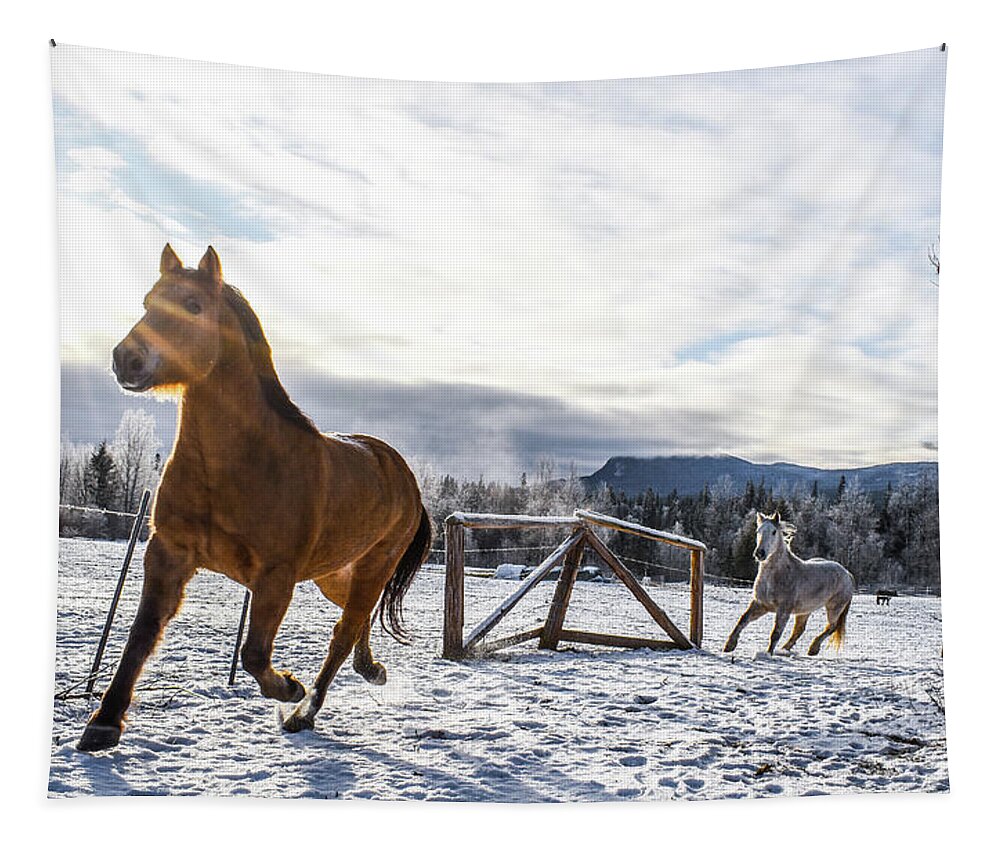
{"left": 59, "top": 411, "right": 940, "bottom": 592}
{"left": 418, "top": 462, "right": 940, "bottom": 592}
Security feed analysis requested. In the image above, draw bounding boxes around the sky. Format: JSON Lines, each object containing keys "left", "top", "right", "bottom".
{"left": 52, "top": 44, "right": 944, "bottom": 482}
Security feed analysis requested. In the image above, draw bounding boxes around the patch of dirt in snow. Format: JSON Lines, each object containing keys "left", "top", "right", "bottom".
{"left": 49, "top": 540, "right": 949, "bottom": 800}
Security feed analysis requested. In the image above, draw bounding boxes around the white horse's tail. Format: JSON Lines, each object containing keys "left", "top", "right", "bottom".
{"left": 829, "top": 598, "right": 851, "bottom": 651}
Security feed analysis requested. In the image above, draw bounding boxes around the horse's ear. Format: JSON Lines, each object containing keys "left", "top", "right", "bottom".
{"left": 756, "top": 512, "right": 764, "bottom": 526}
{"left": 198, "top": 246, "right": 223, "bottom": 287}
{"left": 774, "top": 511, "right": 782, "bottom": 524}
{"left": 160, "top": 243, "right": 182, "bottom": 275}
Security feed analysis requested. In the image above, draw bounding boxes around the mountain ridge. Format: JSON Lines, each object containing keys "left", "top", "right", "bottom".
{"left": 580, "top": 454, "right": 937, "bottom": 497}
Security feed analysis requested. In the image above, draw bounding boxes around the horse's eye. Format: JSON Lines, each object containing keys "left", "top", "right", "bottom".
{"left": 184, "top": 298, "right": 202, "bottom": 316}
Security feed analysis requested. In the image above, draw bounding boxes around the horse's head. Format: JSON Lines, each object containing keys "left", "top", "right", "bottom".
{"left": 754, "top": 511, "right": 785, "bottom": 561}
{"left": 113, "top": 244, "right": 226, "bottom": 393}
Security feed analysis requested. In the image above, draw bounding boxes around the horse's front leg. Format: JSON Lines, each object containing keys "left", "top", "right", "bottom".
{"left": 724, "top": 599, "right": 768, "bottom": 652}
{"left": 782, "top": 613, "right": 810, "bottom": 651}
{"left": 767, "top": 611, "right": 790, "bottom": 655}
{"left": 77, "top": 535, "right": 195, "bottom": 751}
{"left": 241, "top": 569, "right": 304, "bottom": 703}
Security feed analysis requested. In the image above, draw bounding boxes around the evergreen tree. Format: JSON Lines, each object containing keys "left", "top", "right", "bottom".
{"left": 732, "top": 511, "right": 758, "bottom": 580}
{"left": 86, "top": 442, "right": 119, "bottom": 511}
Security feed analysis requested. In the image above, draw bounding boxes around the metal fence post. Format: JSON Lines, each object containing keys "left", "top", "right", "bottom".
{"left": 229, "top": 590, "right": 251, "bottom": 686}
{"left": 84, "top": 488, "right": 151, "bottom": 697}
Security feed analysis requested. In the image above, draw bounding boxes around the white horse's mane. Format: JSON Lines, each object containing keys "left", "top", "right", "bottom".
{"left": 759, "top": 513, "right": 797, "bottom": 547}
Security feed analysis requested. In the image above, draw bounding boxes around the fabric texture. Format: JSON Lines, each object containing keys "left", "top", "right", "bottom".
{"left": 50, "top": 43, "right": 946, "bottom": 799}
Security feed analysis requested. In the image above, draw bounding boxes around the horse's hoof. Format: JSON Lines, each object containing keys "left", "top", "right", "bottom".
{"left": 77, "top": 723, "right": 122, "bottom": 752}
{"left": 282, "top": 674, "right": 306, "bottom": 703}
{"left": 262, "top": 672, "right": 306, "bottom": 703}
{"left": 281, "top": 711, "right": 315, "bottom": 734}
{"left": 356, "top": 662, "right": 387, "bottom": 686}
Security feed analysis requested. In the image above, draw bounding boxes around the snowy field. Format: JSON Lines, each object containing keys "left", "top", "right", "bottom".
{"left": 50, "top": 538, "right": 948, "bottom": 800}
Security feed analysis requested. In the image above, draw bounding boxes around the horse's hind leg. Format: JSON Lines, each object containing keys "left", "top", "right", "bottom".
{"left": 808, "top": 601, "right": 848, "bottom": 656}
{"left": 352, "top": 618, "right": 387, "bottom": 685}
{"left": 241, "top": 572, "right": 305, "bottom": 702}
{"left": 281, "top": 600, "right": 375, "bottom": 733}
{"left": 314, "top": 573, "right": 387, "bottom": 686}
{"left": 78, "top": 535, "right": 195, "bottom": 751}
{"left": 783, "top": 614, "right": 810, "bottom": 651}
{"left": 283, "top": 550, "right": 401, "bottom": 733}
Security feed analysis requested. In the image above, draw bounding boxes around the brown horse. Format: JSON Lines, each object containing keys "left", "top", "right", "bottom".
{"left": 77, "top": 244, "right": 431, "bottom": 751}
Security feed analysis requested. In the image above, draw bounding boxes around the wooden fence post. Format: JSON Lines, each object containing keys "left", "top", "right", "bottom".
{"left": 85, "top": 488, "right": 151, "bottom": 697}
{"left": 443, "top": 517, "right": 466, "bottom": 659}
{"left": 539, "top": 538, "right": 585, "bottom": 650}
{"left": 690, "top": 549, "right": 704, "bottom": 647}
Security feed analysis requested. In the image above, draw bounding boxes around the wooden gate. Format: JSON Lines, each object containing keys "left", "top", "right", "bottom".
{"left": 442, "top": 509, "right": 706, "bottom": 660}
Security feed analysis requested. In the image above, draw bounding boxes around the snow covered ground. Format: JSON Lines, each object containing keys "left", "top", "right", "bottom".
{"left": 49, "top": 538, "right": 948, "bottom": 800}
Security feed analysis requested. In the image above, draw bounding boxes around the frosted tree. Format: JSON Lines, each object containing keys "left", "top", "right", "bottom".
{"left": 59, "top": 440, "right": 92, "bottom": 507}
{"left": 886, "top": 476, "right": 940, "bottom": 589}
{"left": 553, "top": 461, "right": 585, "bottom": 516}
{"left": 788, "top": 488, "right": 830, "bottom": 560}
{"left": 827, "top": 478, "right": 881, "bottom": 583}
{"left": 111, "top": 409, "right": 160, "bottom": 513}
{"left": 525, "top": 457, "right": 559, "bottom": 517}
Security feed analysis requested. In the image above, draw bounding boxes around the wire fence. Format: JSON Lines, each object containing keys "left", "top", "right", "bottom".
{"left": 59, "top": 503, "right": 149, "bottom": 519}
{"left": 430, "top": 538, "right": 757, "bottom": 588}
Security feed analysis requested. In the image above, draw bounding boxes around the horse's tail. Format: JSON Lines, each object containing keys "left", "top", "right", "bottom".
{"left": 829, "top": 598, "right": 851, "bottom": 652}
{"left": 376, "top": 506, "right": 432, "bottom": 644}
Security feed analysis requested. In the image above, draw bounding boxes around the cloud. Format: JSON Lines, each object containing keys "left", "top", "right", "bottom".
{"left": 62, "top": 363, "right": 729, "bottom": 481}
{"left": 61, "top": 333, "right": 936, "bottom": 483}
{"left": 51, "top": 44, "right": 943, "bottom": 477}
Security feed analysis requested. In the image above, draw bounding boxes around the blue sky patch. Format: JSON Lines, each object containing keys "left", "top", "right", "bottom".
{"left": 53, "top": 97, "right": 276, "bottom": 243}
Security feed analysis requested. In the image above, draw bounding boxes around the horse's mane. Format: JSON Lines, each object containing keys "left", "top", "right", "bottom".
{"left": 761, "top": 514, "right": 798, "bottom": 548}
{"left": 221, "top": 283, "right": 319, "bottom": 435}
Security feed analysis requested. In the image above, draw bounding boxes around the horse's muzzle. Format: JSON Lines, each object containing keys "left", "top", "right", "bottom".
{"left": 112, "top": 341, "right": 154, "bottom": 391}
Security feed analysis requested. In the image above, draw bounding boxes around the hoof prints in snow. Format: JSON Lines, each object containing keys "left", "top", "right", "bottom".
{"left": 50, "top": 539, "right": 948, "bottom": 800}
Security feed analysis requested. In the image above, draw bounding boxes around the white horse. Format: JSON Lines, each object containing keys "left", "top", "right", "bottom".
{"left": 724, "top": 512, "right": 854, "bottom": 656}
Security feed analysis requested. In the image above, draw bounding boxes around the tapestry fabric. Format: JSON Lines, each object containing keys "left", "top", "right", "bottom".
{"left": 50, "top": 43, "right": 947, "bottom": 800}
